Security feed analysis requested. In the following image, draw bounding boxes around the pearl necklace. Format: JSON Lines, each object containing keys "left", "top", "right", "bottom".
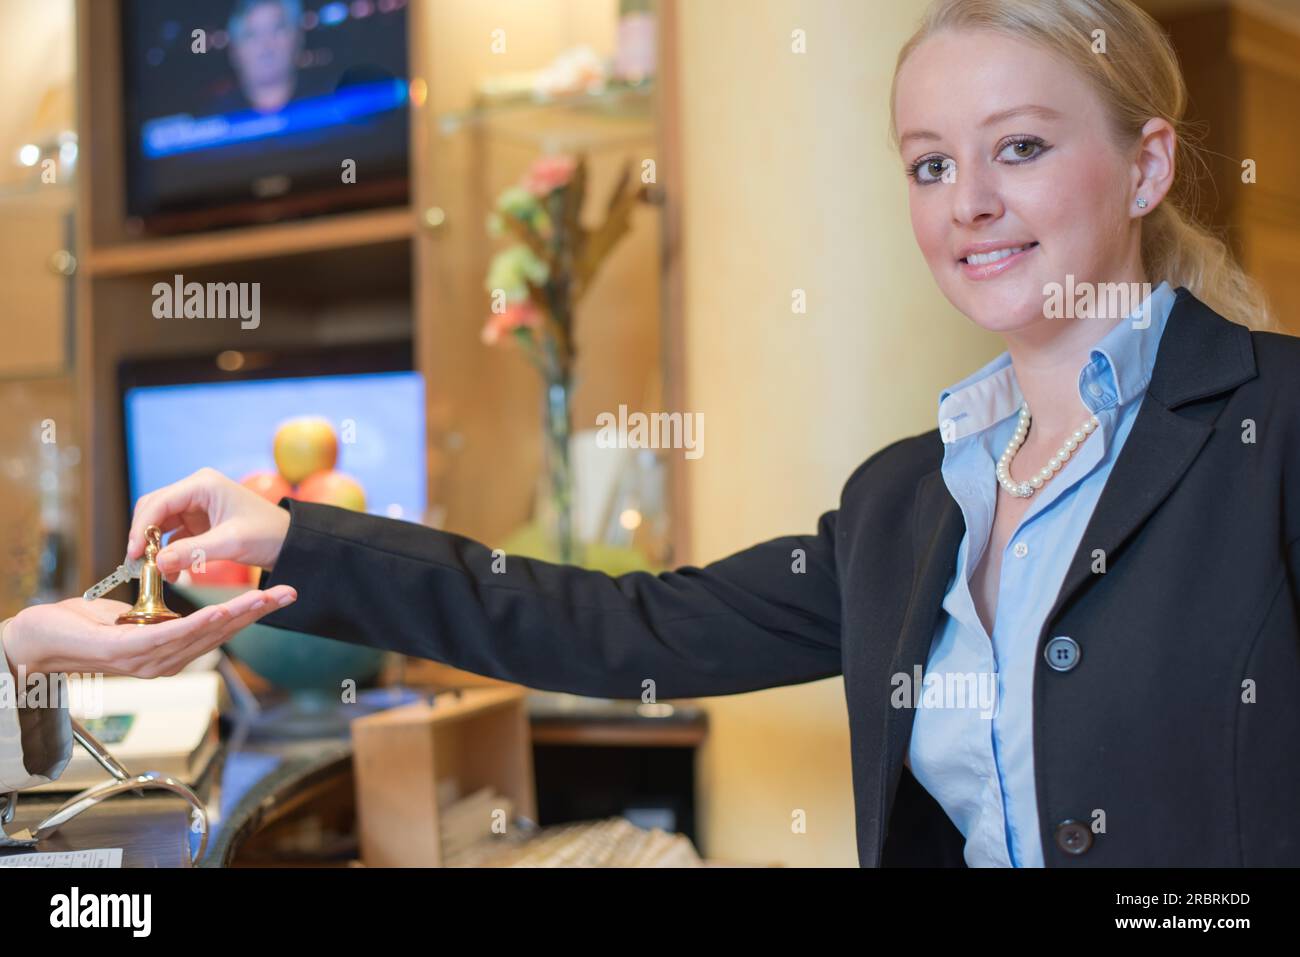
{"left": 996, "top": 404, "right": 1100, "bottom": 498}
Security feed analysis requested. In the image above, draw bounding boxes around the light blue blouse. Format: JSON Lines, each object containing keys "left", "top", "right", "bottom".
{"left": 908, "top": 281, "right": 1177, "bottom": 866}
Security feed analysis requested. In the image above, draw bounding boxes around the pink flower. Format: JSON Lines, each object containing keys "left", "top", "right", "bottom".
{"left": 522, "top": 154, "right": 577, "bottom": 197}
{"left": 481, "top": 301, "right": 542, "bottom": 345}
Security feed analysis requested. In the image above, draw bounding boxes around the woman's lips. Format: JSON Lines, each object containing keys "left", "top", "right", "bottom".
{"left": 959, "top": 242, "right": 1039, "bottom": 280}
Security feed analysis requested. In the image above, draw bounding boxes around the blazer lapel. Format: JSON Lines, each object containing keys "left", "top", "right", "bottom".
{"left": 874, "top": 288, "right": 1257, "bottom": 857}
{"left": 876, "top": 468, "right": 965, "bottom": 853}
{"left": 1042, "top": 288, "right": 1257, "bottom": 631}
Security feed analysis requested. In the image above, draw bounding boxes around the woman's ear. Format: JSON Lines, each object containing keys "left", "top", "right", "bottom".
{"left": 1131, "top": 117, "right": 1177, "bottom": 215}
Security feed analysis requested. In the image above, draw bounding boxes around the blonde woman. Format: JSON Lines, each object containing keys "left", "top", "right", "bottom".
{"left": 127, "top": 0, "right": 1299, "bottom": 867}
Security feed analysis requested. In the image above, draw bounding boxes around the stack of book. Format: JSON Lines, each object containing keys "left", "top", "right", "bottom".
{"left": 28, "top": 670, "right": 222, "bottom": 793}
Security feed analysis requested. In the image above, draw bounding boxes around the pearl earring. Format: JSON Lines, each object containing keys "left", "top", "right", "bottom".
{"left": 1136, "top": 197, "right": 1149, "bottom": 209}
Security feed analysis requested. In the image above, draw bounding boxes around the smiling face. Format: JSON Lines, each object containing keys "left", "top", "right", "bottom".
{"left": 894, "top": 29, "right": 1145, "bottom": 334}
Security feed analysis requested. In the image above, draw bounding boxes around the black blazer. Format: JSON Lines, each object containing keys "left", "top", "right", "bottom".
{"left": 261, "top": 287, "right": 1300, "bottom": 866}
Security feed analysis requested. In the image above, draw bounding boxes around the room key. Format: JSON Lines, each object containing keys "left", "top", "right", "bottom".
{"left": 83, "top": 558, "right": 143, "bottom": 601}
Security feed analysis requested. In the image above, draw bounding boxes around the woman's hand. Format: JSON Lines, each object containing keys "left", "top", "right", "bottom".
{"left": 127, "top": 467, "right": 292, "bottom": 581}
{"left": 2, "top": 586, "right": 296, "bottom": 678}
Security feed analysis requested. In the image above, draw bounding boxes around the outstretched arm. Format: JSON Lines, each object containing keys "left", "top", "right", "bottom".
{"left": 258, "top": 498, "right": 845, "bottom": 699}
{"left": 128, "top": 466, "right": 853, "bottom": 700}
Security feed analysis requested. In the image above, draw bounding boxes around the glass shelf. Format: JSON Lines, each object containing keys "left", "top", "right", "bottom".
{"left": 436, "top": 79, "right": 656, "bottom": 146}
{"left": 470, "top": 104, "right": 655, "bottom": 155}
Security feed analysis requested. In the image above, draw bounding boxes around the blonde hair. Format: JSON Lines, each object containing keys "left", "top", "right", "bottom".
{"left": 889, "top": 0, "right": 1274, "bottom": 331}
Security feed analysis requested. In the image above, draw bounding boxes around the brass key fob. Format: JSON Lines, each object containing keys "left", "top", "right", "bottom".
{"left": 115, "top": 525, "right": 180, "bottom": 625}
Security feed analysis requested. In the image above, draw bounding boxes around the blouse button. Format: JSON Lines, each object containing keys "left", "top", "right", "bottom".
{"left": 1013, "top": 542, "right": 1029, "bottom": 559}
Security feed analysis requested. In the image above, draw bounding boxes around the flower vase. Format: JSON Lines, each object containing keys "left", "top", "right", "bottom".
{"left": 540, "top": 378, "right": 583, "bottom": 565}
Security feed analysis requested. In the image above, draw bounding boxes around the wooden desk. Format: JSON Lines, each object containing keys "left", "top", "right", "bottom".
{"left": 3, "top": 795, "right": 192, "bottom": 868}
{"left": 0, "top": 690, "right": 709, "bottom": 867}
{"left": 1, "top": 728, "right": 355, "bottom": 869}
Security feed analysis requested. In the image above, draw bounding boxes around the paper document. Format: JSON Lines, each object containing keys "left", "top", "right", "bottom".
{"left": 0, "top": 848, "right": 123, "bottom": 868}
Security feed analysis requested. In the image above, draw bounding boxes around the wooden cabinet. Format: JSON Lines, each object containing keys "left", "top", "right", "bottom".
{"left": 0, "top": 191, "right": 73, "bottom": 378}
{"left": 73, "top": 0, "right": 682, "bottom": 582}
{"left": 1156, "top": 1, "right": 1300, "bottom": 333}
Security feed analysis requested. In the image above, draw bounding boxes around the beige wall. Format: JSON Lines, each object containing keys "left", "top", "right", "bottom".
{"left": 676, "top": 0, "right": 1001, "bottom": 866}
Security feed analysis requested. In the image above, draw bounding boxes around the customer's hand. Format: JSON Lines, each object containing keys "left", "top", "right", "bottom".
{"left": 127, "top": 467, "right": 292, "bottom": 582}
{"left": 2, "top": 586, "right": 296, "bottom": 678}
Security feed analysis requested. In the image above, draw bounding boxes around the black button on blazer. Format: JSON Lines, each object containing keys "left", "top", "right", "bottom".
{"left": 262, "top": 287, "right": 1300, "bottom": 867}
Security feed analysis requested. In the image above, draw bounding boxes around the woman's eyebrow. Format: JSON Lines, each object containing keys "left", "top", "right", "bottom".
{"left": 979, "top": 104, "right": 1062, "bottom": 127}
{"left": 899, "top": 104, "right": 1062, "bottom": 148}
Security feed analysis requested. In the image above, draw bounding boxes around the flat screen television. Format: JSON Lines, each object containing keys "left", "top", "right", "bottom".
{"left": 119, "top": 345, "right": 427, "bottom": 552}
{"left": 121, "top": 0, "right": 410, "bottom": 233}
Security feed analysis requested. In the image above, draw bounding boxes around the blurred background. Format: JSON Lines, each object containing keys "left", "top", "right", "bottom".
{"left": 0, "top": 0, "right": 1295, "bottom": 867}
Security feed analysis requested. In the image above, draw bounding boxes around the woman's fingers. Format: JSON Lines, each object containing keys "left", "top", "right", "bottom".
{"left": 156, "top": 528, "right": 233, "bottom": 577}
{"left": 146, "top": 586, "right": 292, "bottom": 645}
{"left": 101, "top": 603, "right": 233, "bottom": 673}
{"left": 127, "top": 471, "right": 215, "bottom": 560}
{"left": 152, "top": 587, "right": 296, "bottom": 675}
{"left": 106, "top": 590, "right": 243, "bottom": 656}
{"left": 141, "top": 586, "right": 297, "bottom": 676}
{"left": 197, "top": 586, "right": 296, "bottom": 642}
{"left": 103, "top": 589, "right": 278, "bottom": 675}
{"left": 132, "top": 470, "right": 289, "bottom": 573}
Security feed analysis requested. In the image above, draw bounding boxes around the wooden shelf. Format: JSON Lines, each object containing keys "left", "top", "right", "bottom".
{"left": 72, "top": 0, "right": 680, "bottom": 584}
{"left": 530, "top": 719, "right": 707, "bottom": 748}
{"left": 83, "top": 205, "right": 415, "bottom": 277}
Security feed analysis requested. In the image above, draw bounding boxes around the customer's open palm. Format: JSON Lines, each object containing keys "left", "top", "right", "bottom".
{"left": 3, "top": 586, "right": 296, "bottom": 678}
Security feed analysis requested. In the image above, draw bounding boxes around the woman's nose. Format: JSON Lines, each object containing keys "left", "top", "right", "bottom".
{"left": 948, "top": 161, "right": 1005, "bottom": 227}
